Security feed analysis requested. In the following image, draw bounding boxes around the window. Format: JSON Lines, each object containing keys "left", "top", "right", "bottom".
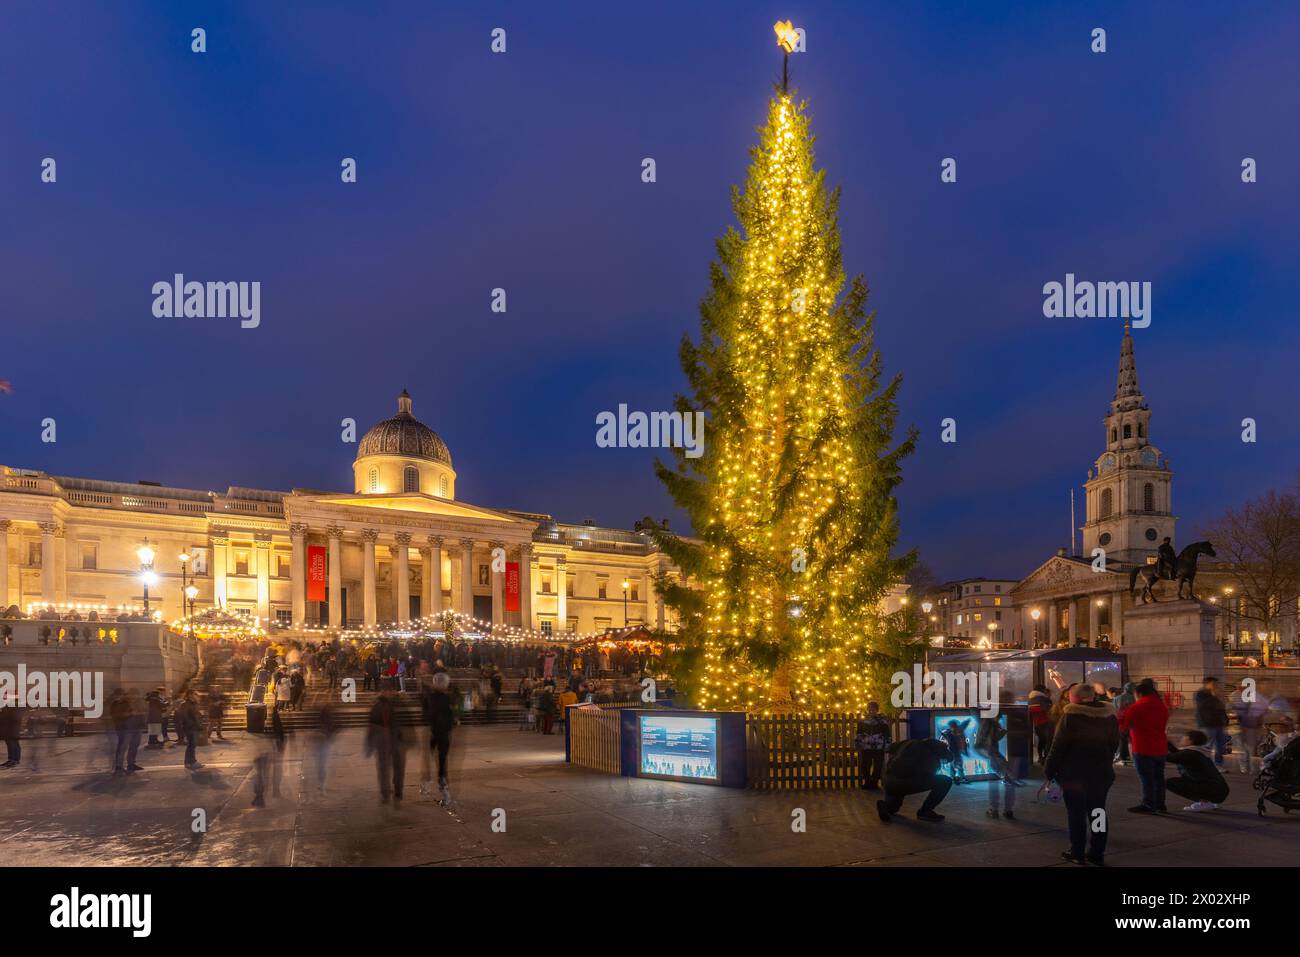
{"left": 438, "top": 475, "right": 448, "bottom": 497}
{"left": 541, "top": 572, "right": 553, "bottom": 594}
{"left": 1143, "top": 483, "right": 1154, "bottom": 512}
{"left": 566, "top": 577, "right": 574, "bottom": 597}
{"left": 956, "top": 614, "right": 963, "bottom": 625}
{"left": 994, "top": 585, "right": 1001, "bottom": 593}
{"left": 80, "top": 543, "right": 97, "bottom": 570}
{"left": 594, "top": 617, "right": 612, "bottom": 631}
{"left": 1100, "top": 487, "right": 1113, "bottom": 518}
{"left": 597, "top": 579, "right": 608, "bottom": 600}
{"left": 629, "top": 581, "right": 639, "bottom": 601}
{"left": 27, "top": 542, "right": 41, "bottom": 567}
{"left": 540, "top": 619, "right": 554, "bottom": 636}
{"left": 403, "top": 466, "right": 419, "bottom": 493}
{"left": 1138, "top": 423, "right": 1145, "bottom": 438}
{"left": 1123, "top": 424, "right": 1132, "bottom": 439}
{"left": 1111, "top": 428, "right": 1117, "bottom": 443}
{"left": 275, "top": 609, "right": 292, "bottom": 625}
{"left": 973, "top": 613, "right": 983, "bottom": 622}
{"left": 995, "top": 611, "right": 1002, "bottom": 621}
{"left": 974, "top": 597, "right": 983, "bottom": 606}
{"left": 993, "top": 597, "right": 1002, "bottom": 606}
{"left": 276, "top": 554, "right": 291, "bottom": 577}
{"left": 368, "top": 468, "right": 379, "bottom": 492}
{"left": 566, "top": 617, "right": 577, "bottom": 633}
{"left": 235, "top": 552, "right": 249, "bottom": 576}
{"left": 974, "top": 585, "right": 982, "bottom": 593}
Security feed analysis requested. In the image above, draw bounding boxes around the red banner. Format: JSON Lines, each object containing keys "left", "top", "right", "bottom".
{"left": 307, "top": 544, "right": 327, "bottom": 602}
{"left": 505, "top": 561, "right": 520, "bottom": 613}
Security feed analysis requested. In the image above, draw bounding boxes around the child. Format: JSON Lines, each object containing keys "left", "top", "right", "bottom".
{"left": 940, "top": 718, "right": 970, "bottom": 784}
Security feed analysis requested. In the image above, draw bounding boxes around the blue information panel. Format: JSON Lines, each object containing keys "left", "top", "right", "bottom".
{"left": 638, "top": 714, "right": 719, "bottom": 782}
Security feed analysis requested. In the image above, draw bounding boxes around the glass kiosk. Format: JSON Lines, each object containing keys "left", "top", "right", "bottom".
{"left": 905, "top": 648, "right": 1127, "bottom": 781}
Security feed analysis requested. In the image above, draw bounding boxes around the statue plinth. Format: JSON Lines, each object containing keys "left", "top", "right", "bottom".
{"left": 1120, "top": 599, "right": 1223, "bottom": 715}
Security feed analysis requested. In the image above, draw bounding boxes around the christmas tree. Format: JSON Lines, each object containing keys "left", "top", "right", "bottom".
{"left": 652, "top": 39, "right": 917, "bottom": 714}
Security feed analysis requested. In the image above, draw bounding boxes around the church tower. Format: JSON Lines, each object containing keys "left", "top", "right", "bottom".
{"left": 1080, "top": 325, "right": 1176, "bottom": 567}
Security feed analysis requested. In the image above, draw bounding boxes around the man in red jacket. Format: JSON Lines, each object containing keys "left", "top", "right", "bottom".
{"left": 1118, "top": 678, "right": 1170, "bottom": 813}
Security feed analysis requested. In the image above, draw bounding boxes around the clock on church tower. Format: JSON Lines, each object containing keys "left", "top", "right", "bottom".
{"left": 1081, "top": 326, "right": 1176, "bottom": 567}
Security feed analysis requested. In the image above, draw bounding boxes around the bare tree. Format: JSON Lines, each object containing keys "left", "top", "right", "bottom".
{"left": 1201, "top": 486, "right": 1300, "bottom": 643}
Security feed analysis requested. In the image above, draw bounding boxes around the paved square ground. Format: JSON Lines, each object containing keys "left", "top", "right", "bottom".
{"left": 1, "top": 726, "right": 1296, "bottom": 866}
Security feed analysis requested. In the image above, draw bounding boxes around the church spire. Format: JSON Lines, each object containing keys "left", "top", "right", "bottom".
{"left": 1111, "top": 324, "right": 1143, "bottom": 413}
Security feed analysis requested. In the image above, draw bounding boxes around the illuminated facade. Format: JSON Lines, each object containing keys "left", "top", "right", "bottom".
{"left": 0, "top": 391, "right": 682, "bottom": 638}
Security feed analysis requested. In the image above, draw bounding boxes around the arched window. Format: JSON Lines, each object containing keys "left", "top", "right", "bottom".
{"left": 368, "top": 468, "right": 379, "bottom": 492}
{"left": 1111, "top": 428, "right": 1117, "bottom": 443}
{"left": 438, "top": 475, "right": 448, "bottom": 498}
{"left": 1138, "top": 423, "right": 1145, "bottom": 438}
{"left": 1123, "top": 424, "right": 1132, "bottom": 439}
{"left": 403, "top": 466, "right": 419, "bottom": 493}
{"left": 1099, "top": 487, "right": 1113, "bottom": 519}
{"left": 1143, "top": 483, "right": 1154, "bottom": 512}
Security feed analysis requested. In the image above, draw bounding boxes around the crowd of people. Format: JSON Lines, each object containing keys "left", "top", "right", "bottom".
{"left": 856, "top": 674, "right": 1299, "bottom": 865}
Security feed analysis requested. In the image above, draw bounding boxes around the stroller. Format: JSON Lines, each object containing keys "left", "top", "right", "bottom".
{"left": 1253, "top": 736, "right": 1300, "bottom": 816}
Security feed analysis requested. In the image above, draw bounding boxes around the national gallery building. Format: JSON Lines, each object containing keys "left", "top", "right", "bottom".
{"left": 0, "top": 391, "right": 682, "bottom": 638}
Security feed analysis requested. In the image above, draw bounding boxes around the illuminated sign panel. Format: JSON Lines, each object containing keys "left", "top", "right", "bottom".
{"left": 638, "top": 715, "right": 718, "bottom": 782}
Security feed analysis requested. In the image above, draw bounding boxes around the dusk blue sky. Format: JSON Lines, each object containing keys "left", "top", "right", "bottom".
{"left": 2, "top": 2, "right": 1298, "bottom": 583}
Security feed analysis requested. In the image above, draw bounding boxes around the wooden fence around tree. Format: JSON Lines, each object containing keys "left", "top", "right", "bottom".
{"left": 566, "top": 704, "right": 624, "bottom": 775}
{"left": 565, "top": 704, "right": 909, "bottom": 790}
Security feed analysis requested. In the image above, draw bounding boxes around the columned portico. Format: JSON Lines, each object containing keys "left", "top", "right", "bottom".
{"left": 556, "top": 557, "right": 567, "bottom": 633}
{"left": 212, "top": 529, "right": 229, "bottom": 609}
{"left": 255, "top": 536, "right": 271, "bottom": 620}
{"left": 0, "top": 519, "right": 10, "bottom": 607}
{"left": 459, "top": 538, "right": 474, "bottom": 617}
{"left": 426, "top": 535, "right": 443, "bottom": 616}
{"left": 393, "top": 532, "right": 411, "bottom": 624}
{"left": 490, "top": 540, "right": 505, "bottom": 626}
{"left": 39, "top": 521, "right": 59, "bottom": 603}
{"left": 290, "top": 523, "right": 307, "bottom": 624}
{"left": 518, "top": 543, "right": 533, "bottom": 630}
{"left": 327, "top": 525, "right": 344, "bottom": 628}
{"left": 361, "top": 528, "right": 378, "bottom": 627}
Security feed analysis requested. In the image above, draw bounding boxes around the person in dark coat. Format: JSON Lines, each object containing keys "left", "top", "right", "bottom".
{"left": 421, "top": 671, "right": 456, "bottom": 804}
{"left": 0, "top": 693, "right": 22, "bottom": 767}
{"left": 877, "top": 738, "right": 952, "bottom": 823}
{"left": 1166, "top": 730, "right": 1229, "bottom": 811}
{"left": 176, "top": 690, "right": 204, "bottom": 770}
{"left": 366, "top": 691, "right": 407, "bottom": 803}
{"left": 854, "top": 701, "right": 892, "bottom": 791}
{"left": 1044, "top": 684, "right": 1120, "bottom": 865}
{"left": 1193, "top": 677, "right": 1229, "bottom": 769}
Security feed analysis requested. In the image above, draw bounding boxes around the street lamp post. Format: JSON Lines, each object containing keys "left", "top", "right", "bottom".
{"left": 1031, "top": 607, "right": 1042, "bottom": 647}
{"left": 179, "top": 551, "right": 191, "bottom": 629}
{"left": 921, "top": 601, "right": 933, "bottom": 638}
{"left": 1224, "top": 587, "right": 1236, "bottom": 652}
{"left": 185, "top": 584, "right": 198, "bottom": 639}
{"left": 621, "top": 578, "right": 629, "bottom": 627}
{"left": 137, "top": 541, "right": 156, "bottom": 617}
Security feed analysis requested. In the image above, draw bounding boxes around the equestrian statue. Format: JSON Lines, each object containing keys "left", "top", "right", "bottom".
{"left": 1128, "top": 538, "right": 1216, "bottom": 604}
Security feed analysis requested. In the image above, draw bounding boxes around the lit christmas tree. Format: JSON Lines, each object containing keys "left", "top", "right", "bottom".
{"left": 652, "top": 25, "right": 917, "bottom": 713}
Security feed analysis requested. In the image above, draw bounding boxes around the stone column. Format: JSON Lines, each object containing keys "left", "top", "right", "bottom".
{"left": 361, "top": 529, "right": 378, "bottom": 627}
{"left": 255, "top": 536, "right": 271, "bottom": 622}
{"left": 1088, "top": 595, "right": 1100, "bottom": 647}
{"left": 518, "top": 543, "right": 533, "bottom": 631}
{"left": 327, "top": 525, "right": 343, "bottom": 628}
{"left": 427, "top": 535, "right": 444, "bottom": 617}
{"left": 459, "top": 539, "right": 475, "bottom": 620}
{"left": 490, "top": 541, "right": 505, "bottom": 627}
{"left": 39, "top": 522, "right": 59, "bottom": 607}
{"left": 212, "top": 529, "right": 229, "bottom": 609}
{"left": 0, "top": 519, "right": 10, "bottom": 609}
{"left": 556, "top": 557, "right": 568, "bottom": 634}
{"left": 1067, "top": 597, "right": 1078, "bottom": 644}
{"left": 1048, "top": 600, "right": 1059, "bottom": 646}
{"left": 1111, "top": 591, "right": 1125, "bottom": 646}
{"left": 54, "top": 526, "right": 66, "bottom": 604}
{"left": 289, "top": 523, "right": 307, "bottom": 625}
{"left": 394, "top": 533, "right": 411, "bottom": 624}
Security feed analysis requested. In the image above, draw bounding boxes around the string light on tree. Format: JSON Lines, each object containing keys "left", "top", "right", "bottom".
{"left": 645, "top": 21, "right": 917, "bottom": 714}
